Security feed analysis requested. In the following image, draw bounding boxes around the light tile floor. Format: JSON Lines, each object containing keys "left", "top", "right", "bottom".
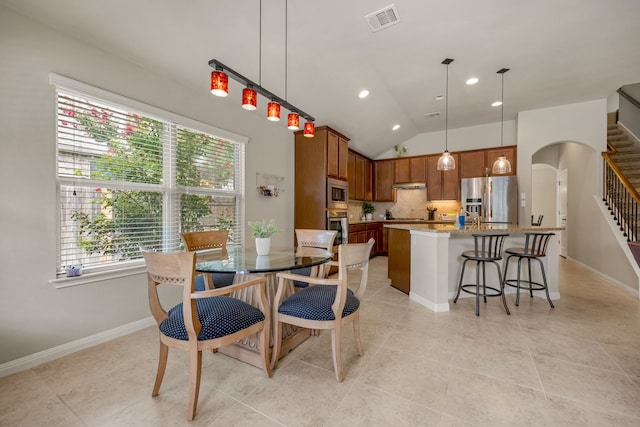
{"left": 2, "top": 257, "right": 640, "bottom": 426}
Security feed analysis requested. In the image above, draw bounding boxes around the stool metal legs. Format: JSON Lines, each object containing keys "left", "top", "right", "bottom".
{"left": 503, "top": 255, "right": 555, "bottom": 308}
{"left": 454, "top": 258, "right": 511, "bottom": 316}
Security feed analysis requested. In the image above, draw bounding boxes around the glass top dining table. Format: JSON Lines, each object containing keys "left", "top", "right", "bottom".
{"left": 195, "top": 245, "right": 333, "bottom": 274}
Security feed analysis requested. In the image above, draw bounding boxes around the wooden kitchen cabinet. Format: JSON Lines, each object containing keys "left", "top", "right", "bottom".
{"left": 388, "top": 228, "right": 411, "bottom": 294}
{"left": 348, "top": 149, "right": 373, "bottom": 201}
{"left": 394, "top": 156, "right": 427, "bottom": 183}
{"left": 374, "top": 159, "right": 395, "bottom": 202}
{"left": 326, "top": 129, "right": 349, "bottom": 180}
{"left": 347, "top": 151, "right": 356, "bottom": 200}
{"left": 394, "top": 158, "right": 410, "bottom": 183}
{"left": 460, "top": 149, "right": 487, "bottom": 179}
{"left": 348, "top": 222, "right": 380, "bottom": 257}
{"left": 460, "top": 146, "right": 517, "bottom": 178}
{"left": 294, "top": 126, "right": 349, "bottom": 233}
{"left": 426, "top": 153, "right": 459, "bottom": 201}
{"left": 486, "top": 146, "right": 517, "bottom": 176}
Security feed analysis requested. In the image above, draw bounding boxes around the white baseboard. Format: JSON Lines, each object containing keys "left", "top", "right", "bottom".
{"left": 0, "top": 317, "right": 155, "bottom": 379}
{"left": 565, "top": 255, "right": 639, "bottom": 298}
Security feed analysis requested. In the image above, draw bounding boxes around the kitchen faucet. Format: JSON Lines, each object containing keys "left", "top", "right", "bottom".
{"left": 465, "top": 211, "right": 481, "bottom": 229}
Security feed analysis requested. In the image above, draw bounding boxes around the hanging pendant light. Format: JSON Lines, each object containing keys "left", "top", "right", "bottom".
{"left": 287, "top": 112, "right": 300, "bottom": 130}
{"left": 267, "top": 101, "right": 281, "bottom": 121}
{"left": 242, "top": 85, "right": 257, "bottom": 110}
{"left": 210, "top": 66, "right": 228, "bottom": 97}
{"left": 492, "top": 68, "right": 512, "bottom": 174}
{"left": 437, "top": 58, "right": 456, "bottom": 171}
{"left": 303, "top": 121, "right": 315, "bottom": 137}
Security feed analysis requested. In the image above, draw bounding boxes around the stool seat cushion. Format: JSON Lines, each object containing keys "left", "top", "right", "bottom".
{"left": 461, "top": 250, "right": 502, "bottom": 261}
{"left": 505, "top": 247, "right": 544, "bottom": 258}
{"left": 278, "top": 285, "right": 360, "bottom": 321}
{"left": 160, "top": 296, "right": 264, "bottom": 341}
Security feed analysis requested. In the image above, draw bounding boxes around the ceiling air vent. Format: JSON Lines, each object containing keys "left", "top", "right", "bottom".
{"left": 365, "top": 4, "right": 401, "bottom": 32}
{"left": 424, "top": 111, "right": 441, "bottom": 118}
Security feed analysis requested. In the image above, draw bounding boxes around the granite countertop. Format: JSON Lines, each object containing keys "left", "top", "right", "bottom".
{"left": 383, "top": 223, "right": 565, "bottom": 233}
{"left": 350, "top": 219, "right": 453, "bottom": 225}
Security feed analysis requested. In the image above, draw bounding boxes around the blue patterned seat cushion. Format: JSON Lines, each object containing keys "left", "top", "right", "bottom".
{"left": 289, "top": 267, "right": 312, "bottom": 288}
{"left": 278, "top": 285, "right": 360, "bottom": 321}
{"left": 194, "top": 272, "right": 236, "bottom": 291}
{"left": 160, "top": 296, "right": 264, "bottom": 341}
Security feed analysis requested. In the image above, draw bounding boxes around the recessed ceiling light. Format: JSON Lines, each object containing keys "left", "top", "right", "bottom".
{"left": 491, "top": 101, "right": 502, "bottom": 107}
{"left": 392, "top": 124, "right": 400, "bottom": 131}
{"left": 466, "top": 77, "right": 479, "bottom": 85}
{"left": 435, "top": 95, "right": 444, "bottom": 100}
{"left": 359, "top": 90, "right": 370, "bottom": 98}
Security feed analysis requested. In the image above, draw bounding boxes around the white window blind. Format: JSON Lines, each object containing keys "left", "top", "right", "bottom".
{"left": 55, "top": 87, "right": 244, "bottom": 276}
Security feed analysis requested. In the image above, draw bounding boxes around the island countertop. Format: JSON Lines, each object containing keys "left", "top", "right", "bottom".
{"left": 384, "top": 223, "right": 564, "bottom": 233}
{"left": 386, "top": 224, "right": 564, "bottom": 312}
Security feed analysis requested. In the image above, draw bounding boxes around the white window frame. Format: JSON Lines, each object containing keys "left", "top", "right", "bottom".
{"left": 49, "top": 74, "right": 247, "bottom": 287}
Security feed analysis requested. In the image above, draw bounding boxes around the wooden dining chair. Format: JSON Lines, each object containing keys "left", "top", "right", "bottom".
{"left": 271, "top": 238, "right": 375, "bottom": 382}
{"left": 181, "top": 230, "right": 235, "bottom": 290}
{"left": 142, "top": 250, "right": 272, "bottom": 420}
{"left": 291, "top": 229, "right": 337, "bottom": 288}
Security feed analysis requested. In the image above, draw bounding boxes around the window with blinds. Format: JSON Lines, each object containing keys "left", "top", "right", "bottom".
{"left": 56, "top": 89, "right": 244, "bottom": 276}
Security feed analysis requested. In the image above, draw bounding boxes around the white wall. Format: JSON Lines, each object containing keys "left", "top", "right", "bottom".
{"left": 518, "top": 100, "right": 637, "bottom": 292}
{"left": 531, "top": 164, "right": 558, "bottom": 228}
{"left": 0, "top": 7, "right": 295, "bottom": 365}
{"left": 376, "top": 120, "right": 517, "bottom": 159}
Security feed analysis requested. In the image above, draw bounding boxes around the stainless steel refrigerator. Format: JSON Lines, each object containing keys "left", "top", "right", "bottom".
{"left": 461, "top": 176, "right": 518, "bottom": 224}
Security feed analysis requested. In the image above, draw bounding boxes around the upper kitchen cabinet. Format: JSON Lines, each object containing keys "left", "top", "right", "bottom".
{"left": 374, "top": 159, "right": 394, "bottom": 202}
{"left": 348, "top": 149, "right": 373, "bottom": 201}
{"left": 326, "top": 128, "right": 349, "bottom": 180}
{"left": 486, "top": 145, "right": 517, "bottom": 176}
{"left": 426, "top": 153, "right": 460, "bottom": 200}
{"left": 393, "top": 156, "right": 427, "bottom": 183}
{"left": 459, "top": 149, "right": 487, "bottom": 179}
{"left": 460, "top": 146, "right": 517, "bottom": 178}
{"left": 294, "top": 126, "right": 350, "bottom": 231}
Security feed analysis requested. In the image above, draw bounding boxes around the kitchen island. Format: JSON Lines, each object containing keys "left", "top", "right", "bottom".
{"left": 385, "top": 223, "right": 564, "bottom": 312}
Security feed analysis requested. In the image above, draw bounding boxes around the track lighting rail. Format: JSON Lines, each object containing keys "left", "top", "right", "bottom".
{"left": 208, "top": 59, "right": 315, "bottom": 122}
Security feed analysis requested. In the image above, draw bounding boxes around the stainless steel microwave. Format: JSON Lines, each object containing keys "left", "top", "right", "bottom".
{"left": 327, "top": 178, "right": 348, "bottom": 210}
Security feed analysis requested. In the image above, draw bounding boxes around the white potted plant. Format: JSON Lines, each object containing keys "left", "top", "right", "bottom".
{"left": 362, "top": 202, "right": 375, "bottom": 220}
{"left": 248, "top": 219, "right": 280, "bottom": 255}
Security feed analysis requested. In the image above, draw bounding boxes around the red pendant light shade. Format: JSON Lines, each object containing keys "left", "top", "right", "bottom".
{"left": 287, "top": 112, "right": 300, "bottom": 130}
{"left": 242, "top": 86, "right": 257, "bottom": 110}
{"left": 303, "top": 121, "right": 315, "bottom": 137}
{"left": 267, "top": 101, "right": 281, "bottom": 121}
{"left": 210, "top": 69, "right": 228, "bottom": 97}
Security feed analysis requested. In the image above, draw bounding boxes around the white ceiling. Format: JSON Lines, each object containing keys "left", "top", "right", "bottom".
{"left": 2, "top": 0, "right": 640, "bottom": 158}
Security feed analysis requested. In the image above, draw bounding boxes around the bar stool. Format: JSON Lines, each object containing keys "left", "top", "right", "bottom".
{"left": 503, "top": 232, "right": 555, "bottom": 308}
{"left": 453, "top": 233, "right": 510, "bottom": 316}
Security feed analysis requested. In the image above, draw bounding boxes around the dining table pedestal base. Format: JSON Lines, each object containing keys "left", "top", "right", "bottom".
{"left": 217, "top": 271, "right": 311, "bottom": 368}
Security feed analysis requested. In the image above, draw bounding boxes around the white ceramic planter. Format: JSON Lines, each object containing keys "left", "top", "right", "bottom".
{"left": 255, "top": 237, "right": 271, "bottom": 256}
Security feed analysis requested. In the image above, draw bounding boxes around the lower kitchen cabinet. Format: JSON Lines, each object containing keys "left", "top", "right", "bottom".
{"left": 348, "top": 222, "right": 381, "bottom": 257}
{"left": 388, "top": 228, "right": 411, "bottom": 294}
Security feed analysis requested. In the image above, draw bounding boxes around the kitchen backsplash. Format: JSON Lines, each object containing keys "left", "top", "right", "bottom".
{"left": 349, "top": 190, "right": 460, "bottom": 221}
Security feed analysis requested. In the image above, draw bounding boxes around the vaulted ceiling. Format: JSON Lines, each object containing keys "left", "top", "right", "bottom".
{"left": 2, "top": 0, "right": 640, "bottom": 157}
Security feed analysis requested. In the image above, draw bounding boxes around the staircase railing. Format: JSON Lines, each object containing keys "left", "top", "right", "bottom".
{"left": 602, "top": 147, "right": 640, "bottom": 242}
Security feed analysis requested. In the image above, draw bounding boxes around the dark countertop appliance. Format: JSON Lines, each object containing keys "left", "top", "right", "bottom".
{"left": 461, "top": 176, "right": 518, "bottom": 224}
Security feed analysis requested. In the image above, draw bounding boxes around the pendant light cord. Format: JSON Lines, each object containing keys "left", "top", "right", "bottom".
{"left": 285, "top": 0, "right": 288, "bottom": 101}
{"left": 259, "top": 0, "right": 262, "bottom": 86}
{"left": 500, "top": 71, "right": 504, "bottom": 154}
{"left": 445, "top": 62, "right": 449, "bottom": 151}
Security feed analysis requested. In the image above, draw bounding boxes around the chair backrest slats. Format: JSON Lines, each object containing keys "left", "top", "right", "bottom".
{"left": 295, "top": 229, "right": 338, "bottom": 250}
{"left": 523, "top": 232, "right": 554, "bottom": 256}
{"left": 181, "top": 230, "right": 229, "bottom": 251}
{"left": 471, "top": 234, "right": 508, "bottom": 258}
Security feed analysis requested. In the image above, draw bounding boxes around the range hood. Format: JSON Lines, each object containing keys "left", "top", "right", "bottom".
{"left": 392, "top": 182, "right": 426, "bottom": 189}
